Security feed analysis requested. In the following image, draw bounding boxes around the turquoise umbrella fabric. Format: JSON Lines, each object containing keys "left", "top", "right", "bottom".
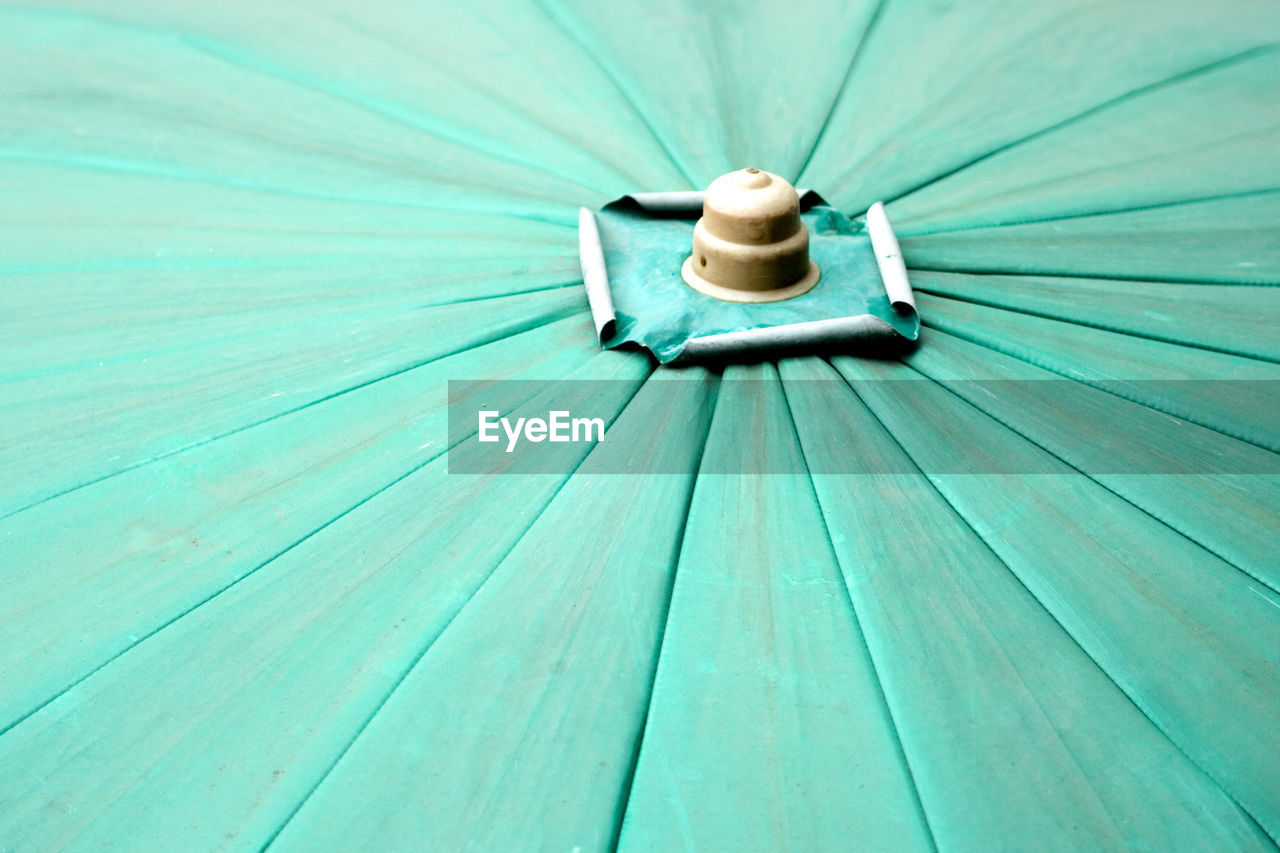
{"left": 1, "top": 0, "right": 1278, "bottom": 850}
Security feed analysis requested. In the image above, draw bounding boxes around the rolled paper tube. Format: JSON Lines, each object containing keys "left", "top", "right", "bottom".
{"left": 578, "top": 207, "right": 617, "bottom": 341}
{"left": 866, "top": 201, "right": 916, "bottom": 313}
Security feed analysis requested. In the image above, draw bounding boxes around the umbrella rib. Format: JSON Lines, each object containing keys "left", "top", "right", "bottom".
{"left": 0, "top": 307, "right": 579, "bottom": 523}
{"left": 315, "top": 4, "right": 657, "bottom": 192}
{"left": 0, "top": 148, "right": 577, "bottom": 228}
{"left": 0, "top": 254, "right": 573, "bottom": 278}
{"left": 899, "top": 187, "right": 1280, "bottom": 239}
{"left": 915, "top": 287, "right": 1280, "bottom": 365}
{"left": 0, "top": 278, "right": 582, "bottom": 387}
{"left": 0, "top": 436, "right": 445, "bottom": 743}
{"left": 256, "top": 362, "right": 657, "bottom": 852}
{"left": 778, "top": 369, "right": 941, "bottom": 853}
{"left": 906, "top": 264, "right": 1280, "bottom": 288}
{"left": 0, "top": 317, "right": 598, "bottom": 745}
{"left": 918, "top": 316, "right": 1280, "bottom": 455}
{"left": 902, "top": 357, "right": 1280, "bottom": 598}
{"left": 883, "top": 41, "right": 1280, "bottom": 208}
{"left": 832, "top": 364, "right": 1275, "bottom": 843}
{"left": 409, "top": 279, "right": 583, "bottom": 308}
{"left": 607, "top": 371, "right": 721, "bottom": 853}
{"left": 176, "top": 32, "right": 613, "bottom": 197}
{"left": 0, "top": 256, "right": 393, "bottom": 277}
{"left": 534, "top": 0, "right": 702, "bottom": 189}
{"left": 794, "top": 0, "right": 890, "bottom": 186}
{"left": 3, "top": 6, "right": 615, "bottom": 198}
{"left": 891, "top": 120, "right": 1280, "bottom": 235}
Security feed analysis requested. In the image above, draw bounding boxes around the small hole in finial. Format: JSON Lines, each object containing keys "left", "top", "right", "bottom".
{"left": 699, "top": 256, "right": 707, "bottom": 267}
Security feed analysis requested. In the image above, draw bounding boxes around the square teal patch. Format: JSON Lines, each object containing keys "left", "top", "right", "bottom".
{"left": 585, "top": 196, "right": 919, "bottom": 363}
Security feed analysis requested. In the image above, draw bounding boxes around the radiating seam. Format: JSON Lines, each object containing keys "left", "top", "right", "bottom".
{"left": 0, "top": 256, "right": 382, "bottom": 277}
{"left": 892, "top": 121, "right": 1280, "bottom": 235}
{"left": 177, "top": 38, "right": 610, "bottom": 197}
{"left": 918, "top": 319, "right": 1280, "bottom": 455}
{"left": 0, "top": 341, "right": 613, "bottom": 746}
{"left": 939, "top": 494, "right": 1280, "bottom": 846}
{"left": 778, "top": 365, "right": 940, "bottom": 853}
{"left": 467, "top": 2, "right": 661, "bottom": 191}
{"left": 906, "top": 265, "right": 1280, "bottom": 288}
{"left": 0, "top": 149, "right": 575, "bottom": 227}
{"left": 257, "top": 363, "right": 657, "bottom": 852}
{"left": 0, "top": 453, "right": 434, "bottom": 743}
{"left": 695, "top": 5, "right": 738, "bottom": 171}
{"left": 932, "top": 486, "right": 1279, "bottom": 845}
{"left": 0, "top": 3, "right": 608, "bottom": 196}
{"left": 821, "top": 0, "right": 1131, "bottom": 200}
{"left": 0, "top": 281, "right": 582, "bottom": 389}
{"left": 311, "top": 6, "right": 649, "bottom": 191}
{"left": 914, "top": 288, "right": 1280, "bottom": 364}
{"left": 412, "top": 280, "right": 583, "bottom": 310}
{"left": 609, "top": 372, "right": 721, "bottom": 853}
{"left": 794, "top": 0, "right": 889, "bottom": 185}
{"left": 534, "top": 0, "right": 701, "bottom": 189}
{"left": 902, "top": 186, "right": 1280, "bottom": 238}
{"left": 463, "top": 364, "right": 672, "bottom": 838}
{"left": 884, "top": 42, "right": 1280, "bottom": 206}
{"left": 901, "top": 358, "right": 1280, "bottom": 598}
{"left": 0, "top": 306, "right": 581, "bottom": 523}
{"left": 0, "top": 253, "right": 573, "bottom": 278}
{"left": 463, "top": 365, "right": 695, "bottom": 845}
{"left": 830, "top": 361, "right": 1279, "bottom": 846}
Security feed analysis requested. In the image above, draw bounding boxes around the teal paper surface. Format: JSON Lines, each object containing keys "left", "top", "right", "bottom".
{"left": 597, "top": 202, "right": 918, "bottom": 361}
{"left": 1, "top": 0, "right": 1279, "bottom": 850}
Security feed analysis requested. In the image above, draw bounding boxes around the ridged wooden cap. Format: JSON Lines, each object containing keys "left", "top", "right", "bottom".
{"left": 682, "top": 168, "right": 819, "bottom": 303}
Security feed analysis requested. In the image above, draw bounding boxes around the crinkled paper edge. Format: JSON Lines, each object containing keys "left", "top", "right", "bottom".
{"left": 578, "top": 191, "right": 918, "bottom": 362}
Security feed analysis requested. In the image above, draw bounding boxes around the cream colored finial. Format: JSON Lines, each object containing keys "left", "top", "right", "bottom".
{"left": 681, "top": 168, "right": 820, "bottom": 303}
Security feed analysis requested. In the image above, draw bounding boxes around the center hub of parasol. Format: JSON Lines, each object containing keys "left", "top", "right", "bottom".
{"left": 681, "top": 168, "right": 821, "bottom": 303}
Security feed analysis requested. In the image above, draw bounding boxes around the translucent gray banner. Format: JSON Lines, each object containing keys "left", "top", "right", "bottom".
{"left": 446, "top": 379, "right": 1280, "bottom": 475}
